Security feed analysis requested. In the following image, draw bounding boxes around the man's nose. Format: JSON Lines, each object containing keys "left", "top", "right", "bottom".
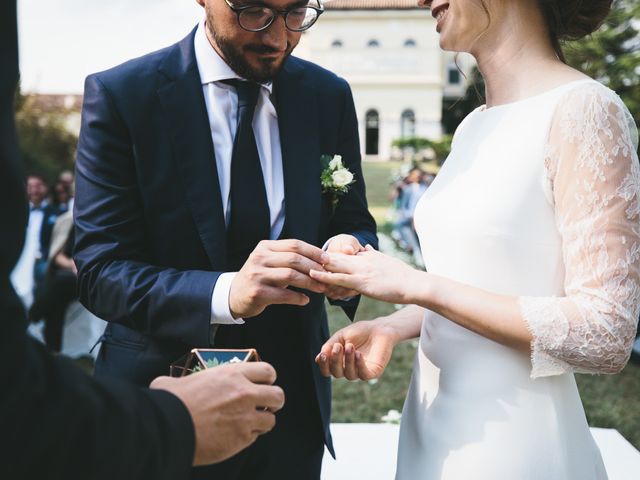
{"left": 260, "top": 15, "right": 288, "bottom": 50}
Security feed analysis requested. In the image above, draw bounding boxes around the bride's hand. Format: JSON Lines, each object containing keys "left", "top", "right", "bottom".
{"left": 311, "top": 245, "right": 423, "bottom": 305}
{"left": 315, "top": 319, "right": 400, "bottom": 381}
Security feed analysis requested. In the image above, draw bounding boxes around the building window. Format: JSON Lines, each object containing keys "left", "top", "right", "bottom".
{"left": 365, "top": 109, "right": 379, "bottom": 155}
{"left": 447, "top": 62, "right": 461, "bottom": 85}
{"left": 331, "top": 39, "right": 343, "bottom": 48}
{"left": 367, "top": 39, "right": 380, "bottom": 48}
{"left": 404, "top": 39, "right": 417, "bottom": 47}
{"left": 400, "top": 109, "right": 416, "bottom": 139}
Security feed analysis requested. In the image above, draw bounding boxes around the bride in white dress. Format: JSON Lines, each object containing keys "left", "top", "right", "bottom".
{"left": 310, "top": 0, "right": 639, "bottom": 478}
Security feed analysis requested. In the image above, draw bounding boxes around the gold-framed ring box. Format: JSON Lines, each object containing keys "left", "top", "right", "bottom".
{"left": 170, "top": 348, "right": 261, "bottom": 377}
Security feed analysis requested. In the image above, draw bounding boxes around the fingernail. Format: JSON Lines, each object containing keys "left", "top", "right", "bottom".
{"left": 356, "top": 351, "right": 362, "bottom": 360}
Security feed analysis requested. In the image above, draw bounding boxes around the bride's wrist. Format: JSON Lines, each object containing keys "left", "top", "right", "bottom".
{"left": 403, "top": 270, "right": 435, "bottom": 307}
{"left": 374, "top": 317, "right": 409, "bottom": 345}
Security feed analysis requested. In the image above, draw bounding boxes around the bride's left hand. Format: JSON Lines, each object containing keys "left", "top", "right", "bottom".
{"left": 311, "top": 245, "right": 422, "bottom": 305}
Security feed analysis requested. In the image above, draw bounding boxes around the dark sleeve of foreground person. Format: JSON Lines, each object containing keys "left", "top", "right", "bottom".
{"left": 0, "top": 2, "right": 195, "bottom": 479}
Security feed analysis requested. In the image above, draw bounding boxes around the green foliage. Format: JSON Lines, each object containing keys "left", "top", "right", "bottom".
{"left": 442, "top": 67, "right": 485, "bottom": 135}
{"left": 14, "top": 89, "right": 77, "bottom": 183}
{"left": 564, "top": 0, "right": 640, "bottom": 127}
{"left": 392, "top": 135, "right": 453, "bottom": 165}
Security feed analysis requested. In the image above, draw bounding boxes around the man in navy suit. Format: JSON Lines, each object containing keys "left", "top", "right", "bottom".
{"left": 73, "top": 0, "right": 377, "bottom": 478}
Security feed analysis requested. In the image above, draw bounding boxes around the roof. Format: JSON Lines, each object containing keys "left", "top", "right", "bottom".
{"left": 323, "top": 0, "right": 425, "bottom": 10}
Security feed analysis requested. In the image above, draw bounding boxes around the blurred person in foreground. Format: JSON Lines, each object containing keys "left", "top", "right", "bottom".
{"left": 0, "top": 2, "right": 284, "bottom": 478}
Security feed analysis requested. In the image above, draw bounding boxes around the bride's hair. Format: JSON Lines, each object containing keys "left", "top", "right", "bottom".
{"left": 537, "top": 0, "right": 613, "bottom": 61}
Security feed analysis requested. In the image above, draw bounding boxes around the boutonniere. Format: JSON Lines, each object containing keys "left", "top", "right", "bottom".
{"left": 320, "top": 154, "right": 355, "bottom": 212}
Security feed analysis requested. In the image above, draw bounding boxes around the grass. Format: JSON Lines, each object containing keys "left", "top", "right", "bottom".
{"left": 327, "top": 160, "right": 640, "bottom": 450}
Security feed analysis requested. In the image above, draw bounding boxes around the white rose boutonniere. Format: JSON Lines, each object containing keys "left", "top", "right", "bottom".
{"left": 320, "top": 154, "right": 356, "bottom": 212}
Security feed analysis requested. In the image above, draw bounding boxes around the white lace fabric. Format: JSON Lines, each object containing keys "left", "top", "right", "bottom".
{"left": 520, "top": 83, "right": 640, "bottom": 378}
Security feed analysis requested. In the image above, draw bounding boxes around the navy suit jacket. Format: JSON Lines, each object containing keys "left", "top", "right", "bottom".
{"left": 74, "top": 27, "right": 377, "bottom": 455}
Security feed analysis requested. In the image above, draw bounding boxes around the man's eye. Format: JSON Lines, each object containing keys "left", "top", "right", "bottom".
{"left": 244, "top": 7, "right": 270, "bottom": 18}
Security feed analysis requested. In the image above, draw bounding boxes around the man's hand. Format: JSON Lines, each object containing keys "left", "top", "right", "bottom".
{"left": 150, "top": 362, "right": 285, "bottom": 466}
{"left": 228, "top": 240, "right": 330, "bottom": 319}
{"left": 323, "top": 234, "right": 363, "bottom": 300}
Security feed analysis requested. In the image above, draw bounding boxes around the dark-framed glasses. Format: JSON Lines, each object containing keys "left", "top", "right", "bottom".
{"left": 224, "top": 0, "right": 324, "bottom": 32}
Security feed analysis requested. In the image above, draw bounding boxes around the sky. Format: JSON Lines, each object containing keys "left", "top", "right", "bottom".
{"left": 18, "top": 0, "right": 204, "bottom": 93}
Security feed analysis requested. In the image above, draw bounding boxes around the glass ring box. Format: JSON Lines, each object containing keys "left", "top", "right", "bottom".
{"left": 170, "top": 348, "right": 261, "bottom": 377}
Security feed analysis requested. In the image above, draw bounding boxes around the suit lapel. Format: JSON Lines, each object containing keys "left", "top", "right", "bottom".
{"left": 157, "top": 29, "right": 227, "bottom": 270}
{"left": 275, "top": 59, "right": 321, "bottom": 245}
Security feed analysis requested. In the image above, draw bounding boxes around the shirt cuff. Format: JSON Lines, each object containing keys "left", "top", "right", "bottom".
{"left": 322, "top": 236, "right": 339, "bottom": 251}
{"left": 211, "top": 272, "right": 245, "bottom": 325}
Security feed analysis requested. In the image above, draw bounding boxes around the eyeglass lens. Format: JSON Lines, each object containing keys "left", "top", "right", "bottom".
{"left": 239, "top": 6, "right": 318, "bottom": 31}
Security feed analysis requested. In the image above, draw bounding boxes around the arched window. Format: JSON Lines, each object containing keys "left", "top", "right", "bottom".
{"left": 365, "top": 109, "right": 379, "bottom": 155}
{"left": 367, "top": 39, "right": 380, "bottom": 48}
{"left": 400, "top": 109, "right": 416, "bottom": 139}
{"left": 404, "top": 39, "right": 417, "bottom": 47}
{"left": 331, "top": 39, "right": 343, "bottom": 48}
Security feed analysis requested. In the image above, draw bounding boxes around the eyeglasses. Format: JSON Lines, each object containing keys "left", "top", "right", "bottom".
{"left": 224, "top": 0, "right": 324, "bottom": 32}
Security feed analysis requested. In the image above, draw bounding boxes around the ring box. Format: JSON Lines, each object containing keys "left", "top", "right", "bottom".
{"left": 169, "top": 348, "right": 260, "bottom": 377}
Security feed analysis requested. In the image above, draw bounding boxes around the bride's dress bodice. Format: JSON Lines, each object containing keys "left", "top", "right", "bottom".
{"left": 397, "top": 79, "right": 640, "bottom": 479}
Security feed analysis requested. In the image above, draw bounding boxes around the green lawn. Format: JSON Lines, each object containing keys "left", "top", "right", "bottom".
{"left": 327, "top": 160, "right": 640, "bottom": 449}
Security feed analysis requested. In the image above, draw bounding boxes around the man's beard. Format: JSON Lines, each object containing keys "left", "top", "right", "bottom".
{"left": 207, "top": 22, "right": 294, "bottom": 83}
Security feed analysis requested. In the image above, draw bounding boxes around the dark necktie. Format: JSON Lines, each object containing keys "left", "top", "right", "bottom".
{"left": 223, "top": 79, "right": 271, "bottom": 271}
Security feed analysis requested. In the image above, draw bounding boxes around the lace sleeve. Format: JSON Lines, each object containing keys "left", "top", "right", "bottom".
{"left": 519, "top": 83, "right": 640, "bottom": 378}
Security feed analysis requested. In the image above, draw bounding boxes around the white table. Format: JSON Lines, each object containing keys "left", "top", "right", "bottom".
{"left": 322, "top": 424, "right": 640, "bottom": 480}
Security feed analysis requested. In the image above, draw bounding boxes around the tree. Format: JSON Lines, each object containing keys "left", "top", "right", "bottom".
{"left": 564, "top": 0, "right": 640, "bottom": 127}
{"left": 441, "top": 67, "right": 484, "bottom": 135}
{"left": 14, "top": 86, "right": 78, "bottom": 183}
{"left": 392, "top": 135, "right": 453, "bottom": 165}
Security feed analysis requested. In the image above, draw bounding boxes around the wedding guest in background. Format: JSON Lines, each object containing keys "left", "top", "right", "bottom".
{"left": 29, "top": 209, "right": 77, "bottom": 352}
{"left": 11, "top": 172, "right": 51, "bottom": 307}
{"left": 2, "top": 2, "right": 284, "bottom": 478}
{"left": 51, "top": 179, "right": 72, "bottom": 213}
{"left": 397, "top": 167, "right": 427, "bottom": 267}
{"left": 59, "top": 169, "right": 75, "bottom": 190}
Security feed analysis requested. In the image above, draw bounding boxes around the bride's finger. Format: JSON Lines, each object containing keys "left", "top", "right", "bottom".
{"left": 309, "top": 269, "right": 356, "bottom": 290}
{"left": 343, "top": 343, "right": 358, "bottom": 380}
{"left": 329, "top": 343, "right": 345, "bottom": 378}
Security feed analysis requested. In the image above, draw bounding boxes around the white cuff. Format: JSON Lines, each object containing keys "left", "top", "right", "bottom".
{"left": 322, "top": 236, "right": 339, "bottom": 251}
{"left": 210, "top": 272, "right": 245, "bottom": 325}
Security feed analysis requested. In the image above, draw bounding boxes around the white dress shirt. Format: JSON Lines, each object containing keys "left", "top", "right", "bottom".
{"left": 194, "top": 20, "right": 286, "bottom": 325}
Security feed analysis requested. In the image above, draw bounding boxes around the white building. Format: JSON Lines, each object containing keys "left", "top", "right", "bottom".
{"left": 297, "top": 0, "right": 474, "bottom": 160}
